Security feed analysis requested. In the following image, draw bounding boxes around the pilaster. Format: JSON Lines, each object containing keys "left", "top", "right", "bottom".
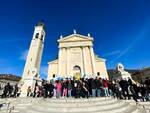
{"left": 58, "top": 48, "right": 62, "bottom": 75}
{"left": 82, "top": 46, "right": 88, "bottom": 77}
{"left": 89, "top": 46, "right": 96, "bottom": 76}
{"left": 66, "top": 47, "right": 70, "bottom": 76}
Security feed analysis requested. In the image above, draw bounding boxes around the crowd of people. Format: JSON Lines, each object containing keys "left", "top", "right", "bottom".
{"left": 1, "top": 76, "right": 150, "bottom": 102}
{"left": 26, "top": 76, "right": 150, "bottom": 102}
{"left": 29, "top": 77, "right": 108, "bottom": 98}
{"left": 1, "top": 83, "right": 20, "bottom": 98}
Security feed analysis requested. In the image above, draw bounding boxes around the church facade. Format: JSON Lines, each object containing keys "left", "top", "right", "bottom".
{"left": 48, "top": 32, "right": 108, "bottom": 80}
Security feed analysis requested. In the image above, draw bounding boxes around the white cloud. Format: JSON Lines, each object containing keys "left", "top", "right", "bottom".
{"left": 109, "top": 24, "right": 149, "bottom": 64}
{"left": 103, "top": 50, "right": 121, "bottom": 57}
{"left": 20, "top": 49, "right": 29, "bottom": 60}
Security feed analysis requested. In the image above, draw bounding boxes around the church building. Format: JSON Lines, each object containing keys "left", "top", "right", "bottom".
{"left": 20, "top": 22, "right": 109, "bottom": 97}
{"left": 47, "top": 31, "right": 108, "bottom": 80}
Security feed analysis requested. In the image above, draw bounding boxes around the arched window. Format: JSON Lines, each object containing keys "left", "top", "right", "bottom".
{"left": 41, "top": 35, "right": 43, "bottom": 41}
{"left": 35, "top": 33, "right": 39, "bottom": 38}
{"left": 73, "top": 65, "right": 81, "bottom": 71}
{"left": 73, "top": 65, "right": 81, "bottom": 80}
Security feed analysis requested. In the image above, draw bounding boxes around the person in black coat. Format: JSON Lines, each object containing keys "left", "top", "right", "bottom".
{"left": 96, "top": 78, "right": 103, "bottom": 97}
{"left": 2, "top": 83, "right": 12, "bottom": 98}
{"left": 48, "top": 81, "right": 54, "bottom": 98}
{"left": 111, "top": 81, "right": 122, "bottom": 99}
{"left": 91, "top": 78, "right": 97, "bottom": 97}
{"left": 119, "top": 78, "right": 130, "bottom": 100}
{"left": 88, "top": 78, "right": 92, "bottom": 96}
{"left": 13, "top": 84, "right": 18, "bottom": 97}
{"left": 81, "top": 82, "right": 89, "bottom": 98}
{"left": 43, "top": 82, "right": 49, "bottom": 98}
{"left": 76, "top": 83, "right": 81, "bottom": 98}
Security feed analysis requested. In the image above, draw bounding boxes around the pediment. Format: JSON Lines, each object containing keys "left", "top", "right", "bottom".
{"left": 58, "top": 34, "right": 93, "bottom": 42}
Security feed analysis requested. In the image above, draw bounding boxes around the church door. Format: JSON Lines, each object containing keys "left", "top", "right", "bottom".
{"left": 73, "top": 65, "right": 81, "bottom": 80}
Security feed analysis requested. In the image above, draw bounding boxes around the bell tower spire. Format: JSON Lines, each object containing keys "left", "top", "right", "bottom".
{"left": 20, "top": 21, "right": 46, "bottom": 97}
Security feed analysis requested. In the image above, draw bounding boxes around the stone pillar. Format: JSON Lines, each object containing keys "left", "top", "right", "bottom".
{"left": 63, "top": 47, "right": 67, "bottom": 77}
{"left": 58, "top": 47, "right": 62, "bottom": 75}
{"left": 89, "top": 46, "right": 96, "bottom": 76}
{"left": 82, "top": 46, "right": 88, "bottom": 77}
{"left": 66, "top": 47, "right": 70, "bottom": 76}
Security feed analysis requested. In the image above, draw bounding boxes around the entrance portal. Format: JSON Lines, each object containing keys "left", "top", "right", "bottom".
{"left": 73, "top": 65, "right": 81, "bottom": 80}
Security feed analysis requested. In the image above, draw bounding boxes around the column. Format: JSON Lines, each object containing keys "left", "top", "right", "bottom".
{"left": 89, "top": 46, "right": 96, "bottom": 76}
{"left": 58, "top": 48, "right": 62, "bottom": 75}
{"left": 66, "top": 47, "right": 70, "bottom": 76}
{"left": 82, "top": 46, "right": 88, "bottom": 77}
{"left": 63, "top": 48, "right": 66, "bottom": 77}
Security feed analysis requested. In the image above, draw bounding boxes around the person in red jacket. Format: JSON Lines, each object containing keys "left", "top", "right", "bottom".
{"left": 103, "top": 79, "right": 109, "bottom": 97}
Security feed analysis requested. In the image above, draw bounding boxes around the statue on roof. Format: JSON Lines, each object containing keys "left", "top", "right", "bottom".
{"left": 60, "top": 35, "right": 63, "bottom": 39}
{"left": 73, "top": 29, "right": 77, "bottom": 34}
{"left": 88, "top": 33, "right": 91, "bottom": 37}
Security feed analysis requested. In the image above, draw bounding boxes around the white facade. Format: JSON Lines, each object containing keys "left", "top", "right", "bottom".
{"left": 20, "top": 22, "right": 46, "bottom": 97}
{"left": 47, "top": 33, "right": 108, "bottom": 80}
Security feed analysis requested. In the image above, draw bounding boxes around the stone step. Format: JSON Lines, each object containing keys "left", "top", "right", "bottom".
{"left": 2, "top": 97, "right": 113, "bottom": 104}
{"left": 39, "top": 99, "right": 118, "bottom": 107}
{"left": 13, "top": 104, "right": 138, "bottom": 113}
{"left": 21, "top": 102, "right": 129, "bottom": 112}
{"left": 14, "top": 103, "right": 33, "bottom": 106}
{"left": 138, "top": 102, "right": 150, "bottom": 106}
{"left": 13, "top": 98, "right": 120, "bottom": 112}
{"left": 31, "top": 99, "right": 121, "bottom": 108}
{"left": 41, "top": 97, "right": 113, "bottom": 103}
{"left": 3, "top": 98, "right": 146, "bottom": 113}
{"left": 10, "top": 97, "right": 115, "bottom": 106}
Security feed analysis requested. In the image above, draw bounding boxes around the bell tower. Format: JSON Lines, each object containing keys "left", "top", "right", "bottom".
{"left": 20, "top": 21, "right": 46, "bottom": 97}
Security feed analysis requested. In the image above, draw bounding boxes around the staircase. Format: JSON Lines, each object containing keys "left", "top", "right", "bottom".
{"left": 1, "top": 97, "right": 147, "bottom": 113}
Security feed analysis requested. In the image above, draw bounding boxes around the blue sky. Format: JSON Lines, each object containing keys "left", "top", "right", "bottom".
{"left": 0, "top": 0, "right": 150, "bottom": 78}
